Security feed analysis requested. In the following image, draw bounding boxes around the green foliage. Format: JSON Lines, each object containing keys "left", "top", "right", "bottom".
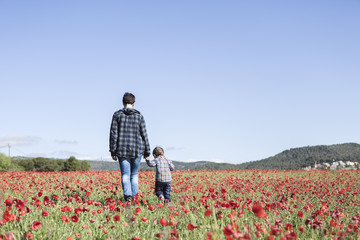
{"left": 57, "top": 159, "right": 65, "bottom": 170}
{"left": 8, "top": 163, "right": 25, "bottom": 171}
{"left": 0, "top": 153, "right": 11, "bottom": 171}
{"left": 17, "top": 159, "right": 35, "bottom": 171}
{"left": 10, "top": 156, "right": 90, "bottom": 172}
{"left": 63, "top": 156, "right": 90, "bottom": 171}
{"left": 33, "top": 157, "right": 63, "bottom": 172}
{"left": 238, "top": 143, "right": 360, "bottom": 170}
{"left": 64, "top": 156, "right": 80, "bottom": 171}
{"left": 79, "top": 160, "right": 91, "bottom": 171}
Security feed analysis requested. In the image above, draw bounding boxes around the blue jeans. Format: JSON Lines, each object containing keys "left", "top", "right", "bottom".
{"left": 118, "top": 155, "right": 142, "bottom": 199}
{"left": 155, "top": 181, "right": 171, "bottom": 202}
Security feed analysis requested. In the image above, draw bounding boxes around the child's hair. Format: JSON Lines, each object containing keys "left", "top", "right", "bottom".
{"left": 123, "top": 92, "right": 135, "bottom": 105}
{"left": 153, "top": 146, "right": 164, "bottom": 158}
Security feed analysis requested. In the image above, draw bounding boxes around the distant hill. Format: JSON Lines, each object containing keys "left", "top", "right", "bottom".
{"left": 88, "top": 143, "right": 360, "bottom": 171}
{"left": 237, "top": 143, "right": 360, "bottom": 170}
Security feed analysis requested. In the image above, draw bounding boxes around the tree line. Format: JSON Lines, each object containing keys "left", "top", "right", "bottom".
{"left": 3, "top": 143, "right": 358, "bottom": 172}
{"left": 0, "top": 153, "right": 90, "bottom": 172}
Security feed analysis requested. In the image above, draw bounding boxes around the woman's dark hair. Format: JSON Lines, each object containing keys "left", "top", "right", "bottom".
{"left": 123, "top": 92, "right": 135, "bottom": 105}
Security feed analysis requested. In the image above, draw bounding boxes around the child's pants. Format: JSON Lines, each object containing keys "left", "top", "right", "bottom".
{"left": 155, "top": 181, "right": 171, "bottom": 202}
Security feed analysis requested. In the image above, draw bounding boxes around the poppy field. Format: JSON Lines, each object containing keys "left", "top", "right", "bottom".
{"left": 1, "top": 169, "right": 360, "bottom": 240}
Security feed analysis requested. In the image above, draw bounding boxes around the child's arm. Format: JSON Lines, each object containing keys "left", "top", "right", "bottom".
{"left": 167, "top": 159, "right": 175, "bottom": 171}
{"left": 146, "top": 159, "right": 156, "bottom": 167}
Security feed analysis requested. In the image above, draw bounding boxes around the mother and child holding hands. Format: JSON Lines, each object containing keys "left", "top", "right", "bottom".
{"left": 109, "top": 92, "right": 174, "bottom": 203}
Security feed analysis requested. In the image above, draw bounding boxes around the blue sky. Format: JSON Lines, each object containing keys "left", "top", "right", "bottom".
{"left": 1, "top": 1, "right": 359, "bottom": 164}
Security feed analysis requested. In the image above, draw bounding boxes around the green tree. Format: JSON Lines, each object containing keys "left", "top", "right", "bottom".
{"left": 64, "top": 156, "right": 80, "bottom": 171}
{"left": 32, "top": 157, "right": 62, "bottom": 172}
{"left": 57, "top": 159, "right": 65, "bottom": 171}
{"left": 18, "top": 159, "right": 35, "bottom": 171}
{"left": 79, "top": 160, "right": 91, "bottom": 171}
{"left": 0, "top": 153, "right": 11, "bottom": 171}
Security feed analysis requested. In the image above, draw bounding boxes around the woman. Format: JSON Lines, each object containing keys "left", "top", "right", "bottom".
{"left": 109, "top": 92, "right": 151, "bottom": 201}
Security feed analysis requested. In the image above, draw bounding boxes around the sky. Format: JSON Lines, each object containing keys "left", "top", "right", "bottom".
{"left": 0, "top": 0, "right": 359, "bottom": 164}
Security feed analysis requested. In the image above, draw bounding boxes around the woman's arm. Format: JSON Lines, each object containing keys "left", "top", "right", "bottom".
{"left": 146, "top": 159, "right": 156, "bottom": 167}
{"left": 139, "top": 115, "right": 151, "bottom": 158}
{"left": 109, "top": 113, "right": 118, "bottom": 158}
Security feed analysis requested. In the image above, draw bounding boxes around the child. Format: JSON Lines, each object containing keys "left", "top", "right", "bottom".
{"left": 146, "top": 147, "right": 175, "bottom": 203}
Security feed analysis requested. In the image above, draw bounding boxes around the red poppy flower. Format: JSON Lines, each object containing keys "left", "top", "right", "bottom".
{"left": 71, "top": 216, "right": 79, "bottom": 223}
{"left": 252, "top": 203, "right": 267, "bottom": 219}
{"left": 224, "top": 225, "right": 234, "bottom": 236}
{"left": 25, "top": 231, "right": 34, "bottom": 239}
{"left": 205, "top": 210, "right": 212, "bottom": 217}
{"left": 3, "top": 211, "right": 15, "bottom": 222}
{"left": 285, "top": 232, "right": 297, "bottom": 239}
{"left": 285, "top": 223, "right": 293, "bottom": 231}
{"left": 155, "top": 233, "right": 164, "bottom": 238}
{"left": 141, "top": 217, "right": 148, "bottom": 223}
{"left": 42, "top": 211, "right": 49, "bottom": 217}
{"left": 16, "top": 200, "right": 25, "bottom": 211}
{"left": 184, "top": 208, "right": 190, "bottom": 214}
{"left": 159, "top": 218, "right": 167, "bottom": 226}
{"left": 113, "top": 215, "right": 120, "bottom": 222}
{"left": 31, "top": 220, "right": 41, "bottom": 230}
{"left": 5, "top": 198, "right": 13, "bottom": 207}
{"left": 61, "top": 215, "right": 70, "bottom": 223}
{"left": 3, "top": 232, "right": 15, "bottom": 240}
{"left": 187, "top": 223, "right": 199, "bottom": 230}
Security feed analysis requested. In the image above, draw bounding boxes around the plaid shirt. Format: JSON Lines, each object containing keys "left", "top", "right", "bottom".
{"left": 146, "top": 156, "right": 174, "bottom": 182}
{"left": 109, "top": 108, "right": 150, "bottom": 158}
